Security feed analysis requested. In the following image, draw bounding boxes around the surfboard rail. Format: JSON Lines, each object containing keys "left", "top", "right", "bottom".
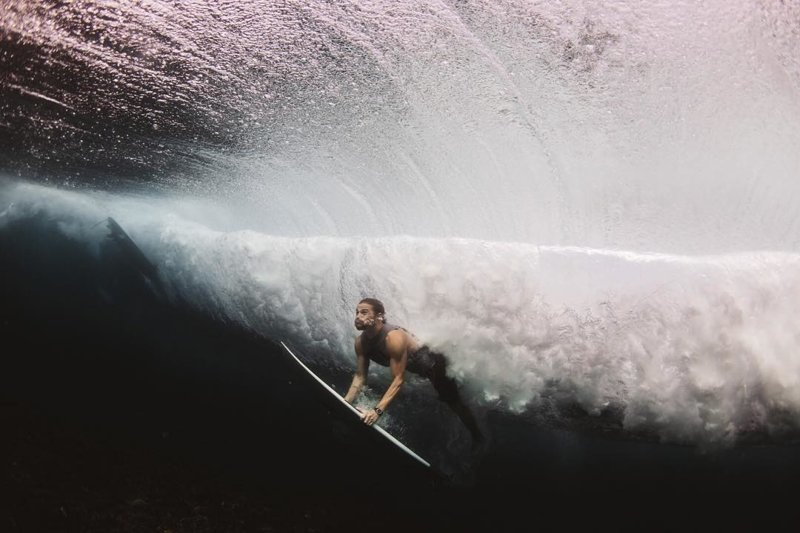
{"left": 280, "top": 341, "right": 431, "bottom": 469}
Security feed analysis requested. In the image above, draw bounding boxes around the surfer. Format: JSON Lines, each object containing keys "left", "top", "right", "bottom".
{"left": 344, "top": 298, "right": 484, "bottom": 444}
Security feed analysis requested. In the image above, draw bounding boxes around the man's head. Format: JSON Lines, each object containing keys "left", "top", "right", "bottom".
{"left": 354, "top": 298, "right": 385, "bottom": 330}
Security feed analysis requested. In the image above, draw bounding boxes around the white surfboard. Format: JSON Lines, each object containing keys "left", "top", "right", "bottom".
{"left": 280, "top": 341, "right": 431, "bottom": 469}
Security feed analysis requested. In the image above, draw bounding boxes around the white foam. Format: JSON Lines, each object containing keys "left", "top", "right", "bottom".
{"left": 5, "top": 183, "right": 798, "bottom": 445}
{"left": 136, "top": 215, "right": 800, "bottom": 445}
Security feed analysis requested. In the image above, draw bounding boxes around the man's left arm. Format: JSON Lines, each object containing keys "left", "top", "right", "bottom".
{"left": 362, "top": 331, "right": 408, "bottom": 426}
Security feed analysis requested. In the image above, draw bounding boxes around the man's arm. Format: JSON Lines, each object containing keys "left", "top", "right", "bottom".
{"left": 344, "top": 337, "right": 369, "bottom": 404}
{"left": 362, "top": 330, "right": 408, "bottom": 426}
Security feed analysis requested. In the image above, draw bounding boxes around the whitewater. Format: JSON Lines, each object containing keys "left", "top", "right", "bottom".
{"left": 4, "top": 180, "right": 800, "bottom": 448}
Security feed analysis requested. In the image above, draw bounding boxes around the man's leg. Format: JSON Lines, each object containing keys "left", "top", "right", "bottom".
{"left": 444, "top": 392, "right": 484, "bottom": 443}
{"left": 430, "top": 354, "right": 484, "bottom": 443}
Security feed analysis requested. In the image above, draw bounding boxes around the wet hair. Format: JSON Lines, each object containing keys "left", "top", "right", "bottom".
{"left": 359, "top": 298, "right": 386, "bottom": 321}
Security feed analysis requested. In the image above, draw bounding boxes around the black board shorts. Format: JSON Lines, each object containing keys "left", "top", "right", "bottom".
{"left": 415, "top": 348, "right": 460, "bottom": 403}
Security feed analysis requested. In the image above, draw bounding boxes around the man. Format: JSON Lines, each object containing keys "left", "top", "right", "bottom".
{"left": 343, "top": 297, "right": 483, "bottom": 444}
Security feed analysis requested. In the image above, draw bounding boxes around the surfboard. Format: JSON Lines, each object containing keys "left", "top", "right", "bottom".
{"left": 280, "top": 341, "right": 431, "bottom": 469}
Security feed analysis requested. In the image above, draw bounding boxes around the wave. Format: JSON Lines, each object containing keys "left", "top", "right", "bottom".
{"left": 5, "top": 180, "right": 800, "bottom": 447}
{"left": 3, "top": 2, "right": 800, "bottom": 252}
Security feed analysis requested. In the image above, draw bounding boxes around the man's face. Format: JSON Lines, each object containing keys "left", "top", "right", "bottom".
{"left": 354, "top": 303, "right": 380, "bottom": 330}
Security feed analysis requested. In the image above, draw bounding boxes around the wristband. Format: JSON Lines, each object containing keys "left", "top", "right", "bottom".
{"left": 374, "top": 407, "right": 384, "bottom": 416}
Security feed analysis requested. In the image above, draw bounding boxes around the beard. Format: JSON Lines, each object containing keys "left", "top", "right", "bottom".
{"left": 354, "top": 318, "right": 376, "bottom": 330}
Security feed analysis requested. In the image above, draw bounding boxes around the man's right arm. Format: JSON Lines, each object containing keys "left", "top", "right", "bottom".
{"left": 343, "top": 337, "right": 369, "bottom": 404}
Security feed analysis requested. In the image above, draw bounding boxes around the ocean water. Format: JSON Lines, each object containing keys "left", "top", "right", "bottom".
{"left": 2, "top": 0, "right": 800, "bottom": 528}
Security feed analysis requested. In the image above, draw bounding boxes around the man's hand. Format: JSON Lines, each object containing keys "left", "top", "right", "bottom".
{"left": 362, "top": 408, "right": 381, "bottom": 426}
